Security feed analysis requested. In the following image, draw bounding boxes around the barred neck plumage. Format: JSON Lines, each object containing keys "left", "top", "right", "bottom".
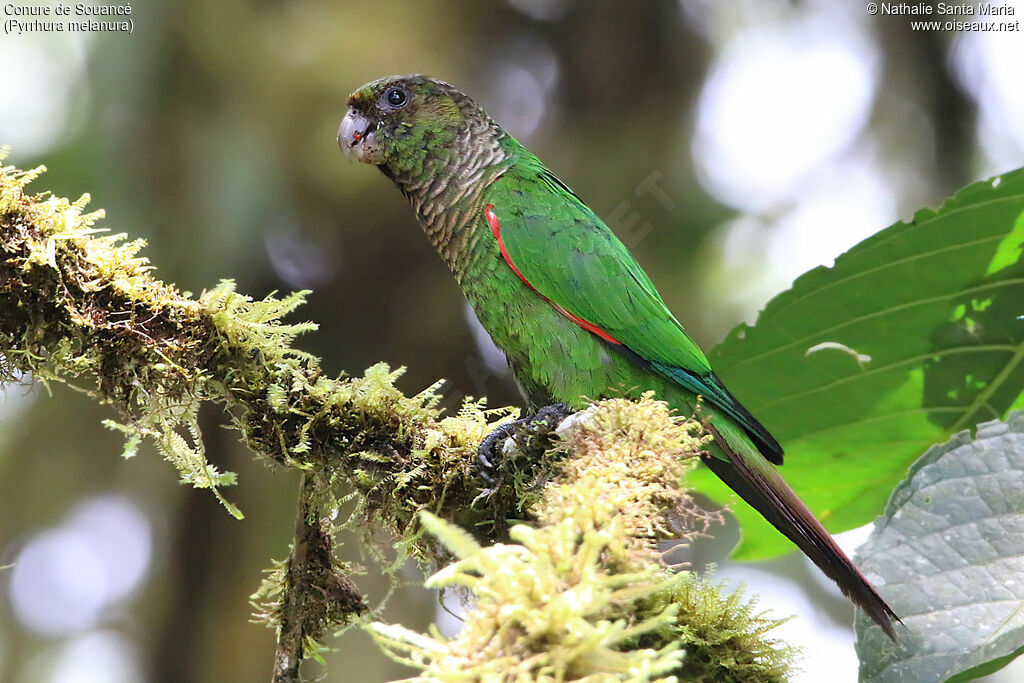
{"left": 379, "top": 108, "right": 514, "bottom": 280}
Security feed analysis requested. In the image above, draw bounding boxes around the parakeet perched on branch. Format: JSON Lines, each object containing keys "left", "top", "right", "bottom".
{"left": 338, "top": 74, "right": 898, "bottom": 639}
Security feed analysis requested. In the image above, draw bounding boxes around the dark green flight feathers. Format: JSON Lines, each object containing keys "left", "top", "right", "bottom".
{"left": 338, "top": 74, "right": 899, "bottom": 639}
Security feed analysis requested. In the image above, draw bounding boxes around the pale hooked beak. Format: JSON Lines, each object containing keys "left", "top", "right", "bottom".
{"left": 337, "top": 109, "right": 374, "bottom": 161}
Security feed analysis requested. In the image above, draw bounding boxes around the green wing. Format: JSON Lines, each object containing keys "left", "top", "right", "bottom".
{"left": 488, "top": 163, "right": 783, "bottom": 462}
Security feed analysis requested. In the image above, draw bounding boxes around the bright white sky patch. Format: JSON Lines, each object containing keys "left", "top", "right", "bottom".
{"left": 950, "top": 0, "right": 1024, "bottom": 175}
{"left": 9, "top": 496, "right": 152, "bottom": 637}
{"left": 49, "top": 631, "right": 144, "bottom": 683}
{"left": 707, "top": 154, "right": 896, "bottom": 320}
{"left": 0, "top": 34, "right": 90, "bottom": 157}
{"left": 768, "top": 156, "right": 896, "bottom": 281}
{"left": 693, "top": 14, "right": 878, "bottom": 211}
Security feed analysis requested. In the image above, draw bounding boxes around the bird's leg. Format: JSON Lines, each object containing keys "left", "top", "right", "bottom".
{"left": 476, "top": 403, "right": 573, "bottom": 487}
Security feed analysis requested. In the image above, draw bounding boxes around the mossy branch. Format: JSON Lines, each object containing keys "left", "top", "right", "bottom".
{"left": 371, "top": 400, "right": 796, "bottom": 682}
{"left": 268, "top": 472, "right": 368, "bottom": 682}
{"left": 0, "top": 156, "right": 505, "bottom": 679}
{"left": 0, "top": 155, "right": 797, "bottom": 682}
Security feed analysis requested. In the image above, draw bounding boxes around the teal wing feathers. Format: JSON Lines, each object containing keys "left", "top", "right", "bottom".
{"left": 487, "top": 164, "right": 783, "bottom": 463}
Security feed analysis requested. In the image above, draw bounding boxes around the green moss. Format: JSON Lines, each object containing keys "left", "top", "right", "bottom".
{"left": 369, "top": 398, "right": 797, "bottom": 682}
{"left": 0, "top": 158, "right": 510, "bottom": 533}
{"left": 0, "top": 158, "right": 237, "bottom": 510}
{"left": 250, "top": 474, "right": 370, "bottom": 658}
{"left": 654, "top": 574, "right": 795, "bottom": 683}
{"left": 0, "top": 158, "right": 506, "bottom": 646}
{"left": 0, "top": 156, "right": 797, "bottom": 680}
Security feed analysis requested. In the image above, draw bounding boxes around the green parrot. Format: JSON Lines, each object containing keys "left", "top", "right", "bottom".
{"left": 338, "top": 75, "right": 898, "bottom": 639}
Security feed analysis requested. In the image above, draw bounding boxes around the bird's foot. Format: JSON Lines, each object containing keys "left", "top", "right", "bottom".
{"left": 476, "top": 403, "right": 573, "bottom": 493}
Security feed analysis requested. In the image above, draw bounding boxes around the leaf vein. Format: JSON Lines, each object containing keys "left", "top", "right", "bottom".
{"left": 727, "top": 278, "right": 1024, "bottom": 372}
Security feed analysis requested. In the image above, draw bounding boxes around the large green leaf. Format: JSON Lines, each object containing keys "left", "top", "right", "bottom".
{"left": 692, "top": 168, "right": 1024, "bottom": 559}
{"left": 854, "top": 412, "right": 1024, "bottom": 683}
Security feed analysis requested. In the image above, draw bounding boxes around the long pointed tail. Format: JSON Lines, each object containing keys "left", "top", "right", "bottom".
{"left": 702, "top": 423, "right": 900, "bottom": 641}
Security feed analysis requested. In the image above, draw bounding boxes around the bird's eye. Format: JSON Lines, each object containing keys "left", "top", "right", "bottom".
{"left": 384, "top": 87, "right": 408, "bottom": 108}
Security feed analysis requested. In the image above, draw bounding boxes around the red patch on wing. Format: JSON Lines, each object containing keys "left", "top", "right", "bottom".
{"left": 485, "top": 204, "right": 620, "bottom": 345}
{"left": 486, "top": 204, "right": 529, "bottom": 285}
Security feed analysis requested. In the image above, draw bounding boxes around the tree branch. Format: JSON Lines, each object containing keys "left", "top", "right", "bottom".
{"left": 0, "top": 155, "right": 797, "bottom": 682}
{"left": 272, "top": 472, "right": 367, "bottom": 682}
{"left": 0, "top": 156, "right": 502, "bottom": 679}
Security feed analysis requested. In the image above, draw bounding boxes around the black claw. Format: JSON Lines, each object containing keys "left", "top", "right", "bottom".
{"left": 477, "top": 420, "right": 520, "bottom": 483}
{"left": 475, "top": 403, "right": 573, "bottom": 494}
{"left": 532, "top": 403, "right": 572, "bottom": 427}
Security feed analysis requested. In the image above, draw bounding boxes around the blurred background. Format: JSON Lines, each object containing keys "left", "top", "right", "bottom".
{"left": 2, "top": 0, "right": 1023, "bottom": 680}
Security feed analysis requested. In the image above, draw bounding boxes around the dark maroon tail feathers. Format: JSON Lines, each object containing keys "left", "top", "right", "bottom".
{"left": 701, "top": 424, "right": 900, "bottom": 641}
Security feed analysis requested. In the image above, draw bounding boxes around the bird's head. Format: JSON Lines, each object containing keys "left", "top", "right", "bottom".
{"left": 338, "top": 75, "right": 482, "bottom": 175}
